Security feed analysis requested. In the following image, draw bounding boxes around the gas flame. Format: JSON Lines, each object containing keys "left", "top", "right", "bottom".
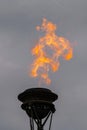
{"left": 30, "top": 18, "right": 73, "bottom": 85}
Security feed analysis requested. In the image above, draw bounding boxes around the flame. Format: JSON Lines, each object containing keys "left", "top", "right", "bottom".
{"left": 30, "top": 18, "right": 73, "bottom": 85}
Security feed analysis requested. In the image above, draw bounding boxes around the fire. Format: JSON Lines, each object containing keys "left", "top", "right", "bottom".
{"left": 30, "top": 18, "right": 73, "bottom": 85}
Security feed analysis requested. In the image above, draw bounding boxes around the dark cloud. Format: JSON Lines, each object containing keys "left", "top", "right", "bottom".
{"left": 0, "top": 0, "right": 87, "bottom": 130}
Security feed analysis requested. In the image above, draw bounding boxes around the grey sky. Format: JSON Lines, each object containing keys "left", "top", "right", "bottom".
{"left": 0, "top": 0, "right": 87, "bottom": 130}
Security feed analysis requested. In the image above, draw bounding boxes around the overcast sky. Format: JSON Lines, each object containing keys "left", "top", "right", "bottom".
{"left": 0, "top": 0, "right": 87, "bottom": 130}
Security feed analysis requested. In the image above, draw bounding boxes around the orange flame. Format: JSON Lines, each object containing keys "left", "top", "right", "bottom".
{"left": 30, "top": 18, "right": 73, "bottom": 85}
